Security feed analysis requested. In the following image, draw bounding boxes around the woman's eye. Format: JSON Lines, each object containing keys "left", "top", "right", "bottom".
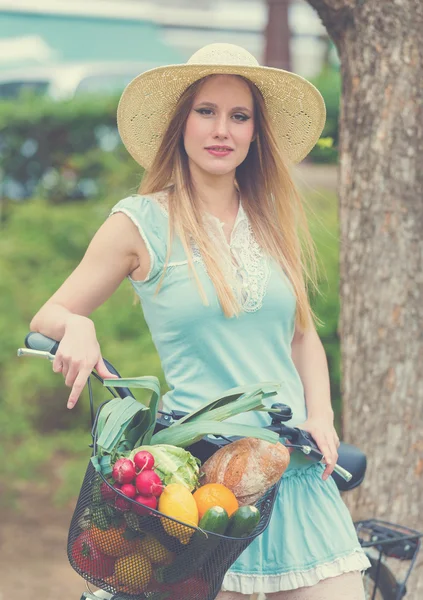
{"left": 233, "top": 113, "right": 250, "bottom": 122}
{"left": 195, "top": 108, "right": 214, "bottom": 116}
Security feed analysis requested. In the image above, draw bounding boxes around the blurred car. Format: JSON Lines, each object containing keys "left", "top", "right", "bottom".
{"left": 0, "top": 60, "right": 161, "bottom": 101}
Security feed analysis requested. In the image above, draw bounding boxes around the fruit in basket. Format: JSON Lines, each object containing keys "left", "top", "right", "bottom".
{"left": 71, "top": 530, "right": 116, "bottom": 578}
{"left": 225, "top": 505, "right": 261, "bottom": 538}
{"left": 133, "top": 493, "right": 158, "bottom": 515}
{"left": 136, "top": 469, "right": 164, "bottom": 497}
{"left": 200, "top": 437, "right": 290, "bottom": 505}
{"left": 158, "top": 483, "right": 199, "bottom": 544}
{"left": 139, "top": 534, "right": 175, "bottom": 565}
{"left": 193, "top": 483, "right": 239, "bottom": 519}
{"left": 91, "top": 524, "right": 142, "bottom": 557}
{"left": 112, "top": 458, "right": 136, "bottom": 484}
{"left": 133, "top": 450, "right": 155, "bottom": 472}
{"left": 170, "top": 575, "right": 209, "bottom": 600}
{"left": 155, "top": 506, "right": 228, "bottom": 584}
{"left": 114, "top": 552, "right": 152, "bottom": 590}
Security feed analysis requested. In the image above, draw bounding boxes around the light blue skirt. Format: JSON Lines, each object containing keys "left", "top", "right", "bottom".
{"left": 222, "top": 452, "right": 371, "bottom": 595}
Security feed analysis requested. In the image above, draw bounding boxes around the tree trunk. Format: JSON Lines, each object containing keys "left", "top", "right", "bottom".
{"left": 306, "top": 0, "right": 423, "bottom": 596}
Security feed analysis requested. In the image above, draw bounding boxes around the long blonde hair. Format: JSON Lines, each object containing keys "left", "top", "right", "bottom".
{"left": 139, "top": 75, "right": 319, "bottom": 332}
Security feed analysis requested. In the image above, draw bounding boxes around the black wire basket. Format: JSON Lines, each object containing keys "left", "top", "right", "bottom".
{"left": 67, "top": 435, "right": 281, "bottom": 600}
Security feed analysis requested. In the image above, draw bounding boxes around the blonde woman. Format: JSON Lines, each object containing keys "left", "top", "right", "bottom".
{"left": 30, "top": 44, "right": 370, "bottom": 599}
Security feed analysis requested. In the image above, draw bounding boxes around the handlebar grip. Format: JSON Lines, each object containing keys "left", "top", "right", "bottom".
{"left": 332, "top": 463, "right": 353, "bottom": 482}
{"left": 21, "top": 333, "right": 132, "bottom": 400}
{"left": 25, "top": 332, "right": 59, "bottom": 354}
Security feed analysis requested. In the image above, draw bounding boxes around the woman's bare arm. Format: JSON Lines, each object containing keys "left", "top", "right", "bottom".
{"left": 30, "top": 212, "right": 149, "bottom": 339}
{"left": 29, "top": 211, "right": 151, "bottom": 407}
{"left": 291, "top": 324, "right": 339, "bottom": 480}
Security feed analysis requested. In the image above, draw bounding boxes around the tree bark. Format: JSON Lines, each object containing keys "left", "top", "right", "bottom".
{"left": 264, "top": 0, "right": 292, "bottom": 71}
{"left": 306, "top": 0, "right": 423, "bottom": 596}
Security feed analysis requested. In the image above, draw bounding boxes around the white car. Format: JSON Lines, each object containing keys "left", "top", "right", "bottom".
{"left": 0, "top": 61, "right": 160, "bottom": 101}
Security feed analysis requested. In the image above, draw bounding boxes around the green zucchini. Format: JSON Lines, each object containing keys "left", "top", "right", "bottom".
{"left": 225, "top": 505, "right": 261, "bottom": 538}
{"left": 199, "top": 505, "right": 230, "bottom": 534}
{"left": 155, "top": 506, "right": 229, "bottom": 584}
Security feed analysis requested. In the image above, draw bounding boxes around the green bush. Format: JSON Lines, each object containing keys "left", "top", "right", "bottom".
{"left": 0, "top": 93, "right": 340, "bottom": 504}
{"left": 0, "top": 186, "right": 340, "bottom": 504}
{"left": 0, "top": 196, "right": 164, "bottom": 505}
{"left": 0, "top": 94, "right": 142, "bottom": 203}
{"left": 308, "top": 67, "right": 341, "bottom": 164}
{"left": 307, "top": 190, "right": 341, "bottom": 430}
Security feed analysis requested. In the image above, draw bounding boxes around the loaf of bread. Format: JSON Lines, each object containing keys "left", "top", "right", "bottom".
{"left": 199, "top": 437, "right": 290, "bottom": 506}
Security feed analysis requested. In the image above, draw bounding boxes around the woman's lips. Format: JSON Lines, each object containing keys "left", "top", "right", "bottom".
{"left": 205, "top": 147, "right": 233, "bottom": 157}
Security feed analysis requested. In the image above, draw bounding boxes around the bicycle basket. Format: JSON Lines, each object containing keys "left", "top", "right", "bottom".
{"left": 67, "top": 450, "right": 280, "bottom": 600}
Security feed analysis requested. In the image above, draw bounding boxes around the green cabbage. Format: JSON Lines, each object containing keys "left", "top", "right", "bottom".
{"left": 129, "top": 444, "right": 201, "bottom": 492}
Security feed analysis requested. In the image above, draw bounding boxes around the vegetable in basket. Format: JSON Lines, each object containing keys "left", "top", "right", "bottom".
{"left": 98, "top": 378, "right": 282, "bottom": 459}
{"left": 71, "top": 530, "right": 116, "bottom": 578}
{"left": 155, "top": 505, "right": 229, "bottom": 584}
{"left": 130, "top": 444, "right": 201, "bottom": 492}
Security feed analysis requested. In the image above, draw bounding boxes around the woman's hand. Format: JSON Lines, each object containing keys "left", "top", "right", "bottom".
{"left": 51, "top": 315, "right": 118, "bottom": 409}
{"left": 296, "top": 415, "right": 340, "bottom": 481}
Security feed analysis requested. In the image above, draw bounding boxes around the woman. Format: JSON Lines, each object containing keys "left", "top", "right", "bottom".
{"left": 30, "top": 44, "right": 370, "bottom": 599}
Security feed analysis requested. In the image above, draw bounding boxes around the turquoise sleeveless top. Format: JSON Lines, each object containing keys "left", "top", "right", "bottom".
{"left": 109, "top": 191, "right": 307, "bottom": 430}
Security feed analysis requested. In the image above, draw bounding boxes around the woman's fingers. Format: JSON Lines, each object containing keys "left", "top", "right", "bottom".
{"left": 67, "top": 367, "right": 92, "bottom": 409}
{"left": 52, "top": 356, "right": 63, "bottom": 373}
{"left": 65, "top": 361, "right": 81, "bottom": 388}
{"left": 95, "top": 356, "right": 119, "bottom": 379}
{"left": 314, "top": 433, "right": 338, "bottom": 480}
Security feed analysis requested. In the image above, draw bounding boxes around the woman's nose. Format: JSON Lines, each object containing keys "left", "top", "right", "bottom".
{"left": 213, "top": 115, "right": 229, "bottom": 139}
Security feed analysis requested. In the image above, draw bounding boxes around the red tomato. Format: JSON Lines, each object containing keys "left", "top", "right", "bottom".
{"left": 72, "top": 530, "right": 116, "bottom": 578}
{"left": 170, "top": 576, "right": 209, "bottom": 600}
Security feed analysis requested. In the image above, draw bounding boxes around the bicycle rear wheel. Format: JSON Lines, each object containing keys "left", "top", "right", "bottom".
{"left": 363, "top": 555, "right": 398, "bottom": 600}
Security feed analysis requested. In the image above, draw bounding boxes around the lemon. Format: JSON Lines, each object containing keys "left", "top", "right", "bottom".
{"left": 158, "top": 483, "right": 199, "bottom": 544}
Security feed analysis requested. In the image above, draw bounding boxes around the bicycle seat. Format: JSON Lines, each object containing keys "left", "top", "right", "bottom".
{"left": 333, "top": 442, "right": 367, "bottom": 491}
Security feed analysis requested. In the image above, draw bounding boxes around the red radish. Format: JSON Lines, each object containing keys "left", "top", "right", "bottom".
{"left": 112, "top": 458, "right": 136, "bottom": 484}
{"left": 115, "top": 496, "right": 131, "bottom": 511}
{"left": 120, "top": 483, "right": 136, "bottom": 499}
{"left": 100, "top": 481, "right": 118, "bottom": 502}
{"left": 133, "top": 450, "right": 155, "bottom": 472}
{"left": 133, "top": 494, "right": 157, "bottom": 516}
{"left": 136, "top": 470, "right": 163, "bottom": 497}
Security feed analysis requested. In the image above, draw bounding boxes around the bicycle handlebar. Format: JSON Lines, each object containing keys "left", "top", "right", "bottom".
{"left": 18, "top": 332, "right": 353, "bottom": 483}
{"left": 21, "top": 332, "right": 132, "bottom": 399}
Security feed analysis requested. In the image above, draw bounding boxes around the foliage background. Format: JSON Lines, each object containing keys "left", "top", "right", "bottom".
{"left": 0, "top": 69, "right": 340, "bottom": 506}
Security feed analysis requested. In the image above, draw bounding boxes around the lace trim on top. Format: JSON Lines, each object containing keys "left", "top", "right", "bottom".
{"left": 152, "top": 191, "right": 271, "bottom": 312}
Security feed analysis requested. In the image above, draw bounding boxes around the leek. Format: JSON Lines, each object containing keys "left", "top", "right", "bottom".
{"left": 151, "top": 420, "right": 279, "bottom": 447}
{"left": 174, "top": 382, "right": 281, "bottom": 425}
{"left": 100, "top": 378, "right": 283, "bottom": 453}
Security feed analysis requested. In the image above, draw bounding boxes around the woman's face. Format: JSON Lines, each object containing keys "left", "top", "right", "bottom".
{"left": 183, "top": 75, "right": 255, "bottom": 178}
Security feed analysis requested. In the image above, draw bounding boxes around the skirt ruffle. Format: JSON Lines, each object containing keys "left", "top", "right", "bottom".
{"left": 222, "top": 457, "right": 371, "bottom": 595}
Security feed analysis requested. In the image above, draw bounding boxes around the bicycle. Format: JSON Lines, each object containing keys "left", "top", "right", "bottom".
{"left": 17, "top": 333, "right": 422, "bottom": 600}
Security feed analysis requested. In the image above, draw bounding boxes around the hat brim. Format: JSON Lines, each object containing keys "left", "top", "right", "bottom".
{"left": 117, "top": 63, "right": 326, "bottom": 170}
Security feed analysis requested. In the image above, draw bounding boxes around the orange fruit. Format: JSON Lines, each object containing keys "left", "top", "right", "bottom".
{"left": 115, "top": 552, "right": 152, "bottom": 590}
{"left": 193, "top": 483, "right": 239, "bottom": 519}
{"left": 90, "top": 524, "right": 142, "bottom": 558}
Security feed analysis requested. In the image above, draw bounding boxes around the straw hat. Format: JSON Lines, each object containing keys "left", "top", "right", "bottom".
{"left": 117, "top": 43, "right": 326, "bottom": 170}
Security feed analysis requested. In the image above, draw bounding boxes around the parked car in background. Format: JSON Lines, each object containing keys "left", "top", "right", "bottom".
{"left": 0, "top": 61, "right": 160, "bottom": 101}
